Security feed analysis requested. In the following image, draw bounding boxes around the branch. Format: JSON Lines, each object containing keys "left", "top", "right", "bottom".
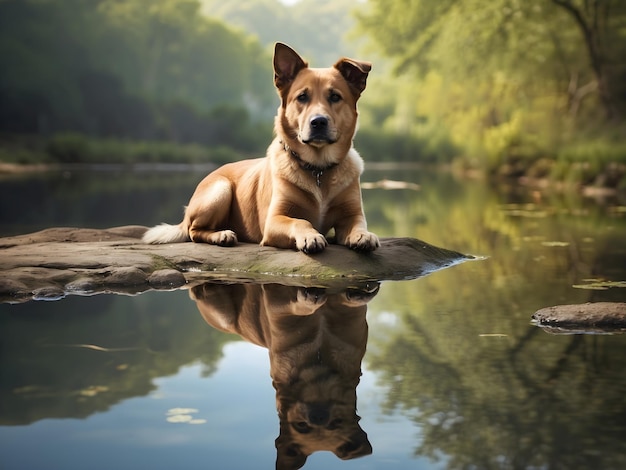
{"left": 552, "top": 0, "right": 601, "bottom": 73}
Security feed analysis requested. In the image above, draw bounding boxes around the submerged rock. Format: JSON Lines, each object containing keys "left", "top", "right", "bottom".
{"left": 532, "top": 302, "right": 626, "bottom": 335}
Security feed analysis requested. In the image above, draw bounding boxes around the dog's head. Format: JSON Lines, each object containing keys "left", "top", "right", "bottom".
{"left": 275, "top": 368, "right": 372, "bottom": 470}
{"left": 273, "top": 42, "right": 371, "bottom": 166}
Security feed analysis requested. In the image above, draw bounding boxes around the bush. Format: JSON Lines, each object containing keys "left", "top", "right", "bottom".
{"left": 355, "top": 127, "right": 457, "bottom": 163}
{"left": 46, "top": 133, "right": 92, "bottom": 163}
{"left": 0, "top": 135, "right": 49, "bottom": 164}
{"left": 43, "top": 133, "right": 242, "bottom": 165}
{"left": 553, "top": 140, "right": 626, "bottom": 187}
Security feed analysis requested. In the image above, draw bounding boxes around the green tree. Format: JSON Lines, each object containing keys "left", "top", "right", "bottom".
{"left": 355, "top": 0, "right": 626, "bottom": 173}
{"left": 357, "top": 0, "right": 626, "bottom": 120}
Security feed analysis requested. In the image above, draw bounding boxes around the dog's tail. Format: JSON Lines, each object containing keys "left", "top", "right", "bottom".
{"left": 142, "top": 223, "right": 190, "bottom": 244}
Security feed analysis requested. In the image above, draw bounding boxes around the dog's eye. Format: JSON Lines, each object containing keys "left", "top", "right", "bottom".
{"left": 296, "top": 92, "right": 309, "bottom": 103}
{"left": 327, "top": 418, "right": 343, "bottom": 430}
{"left": 292, "top": 421, "right": 312, "bottom": 434}
{"left": 329, "top": 92, "right": 342, "bottom": 103}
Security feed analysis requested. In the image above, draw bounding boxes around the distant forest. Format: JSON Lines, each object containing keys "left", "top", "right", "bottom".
{"left": 199, "top": 0, "right": 362, "bottom": 65}
{"left": 1, "top": 0, "right": 625, "bottom": 186}
{"left": 0, "top": 0, "right": 276, "bottom": 152}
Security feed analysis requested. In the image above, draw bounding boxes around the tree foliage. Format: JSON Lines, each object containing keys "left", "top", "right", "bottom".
{"left": 2, "top": 0, "right": 625, "bottom": 177}
{"left": 0, "top": 0, "right": 275, "bottom": 151}
{"left": 356, "top": 0, "right": 626, "bottom": 171}
{"left": 200, "top": 0, "right": 363, "bottom": 65}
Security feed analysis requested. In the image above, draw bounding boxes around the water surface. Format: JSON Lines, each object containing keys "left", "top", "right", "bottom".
{"left": 1, "top": 167, "right": 625, "bottom": 469}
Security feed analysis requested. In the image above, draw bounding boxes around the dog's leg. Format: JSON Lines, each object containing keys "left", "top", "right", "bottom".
{"left": 342, "top": 227, "right": 380, "bottom": 252}
{"left": 329, "top": 190, "right": 379, "bottom": 251}
{"left": 185, "top": 178, "right": 238, "bottom": 246}
{"left": 262, "top": 285, "right": 327, "bottom": 316}
{"left": 191, "top": 283, "right": 246, "bottom": 333}
{"left": 262, "top": 214, "right": 328, "bottom": 253}
{"left": 334, "top": 214, "right": 380, "bottom": 252}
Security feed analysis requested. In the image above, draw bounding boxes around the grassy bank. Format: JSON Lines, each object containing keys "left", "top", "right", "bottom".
{"left": 1, "top": 131, "right": 625, "bottom": 194}
{"left": 485, "top": 136, "right": 626, "bottom": 192}
{"left": 0, "top": 133, "right": 248, "bottom": 167}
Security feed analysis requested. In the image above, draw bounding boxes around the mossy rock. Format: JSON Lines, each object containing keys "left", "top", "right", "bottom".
{"left": 0, "top": 226, "right": 476, "bottom": 303}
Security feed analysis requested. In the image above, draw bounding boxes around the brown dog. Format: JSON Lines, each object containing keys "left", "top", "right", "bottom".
{"left": 190, "top": 282, "right": 378, "bottom": 469}
{"left": 143, "top": 42, "right": 379, "bottom": 253}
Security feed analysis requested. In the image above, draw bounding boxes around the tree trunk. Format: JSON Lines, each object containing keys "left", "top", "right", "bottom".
{"left": 552, "top": 0, "right": 620, "bottom": 120}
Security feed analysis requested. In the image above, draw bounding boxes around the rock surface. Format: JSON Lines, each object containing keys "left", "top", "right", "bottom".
{"left": 0, "top": 226, "right": 475, "bottom": 303}
{"left": 532, "top": 302, "right": 626, "bottom": 334}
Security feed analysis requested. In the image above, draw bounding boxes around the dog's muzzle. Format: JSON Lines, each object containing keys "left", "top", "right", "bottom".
{"left": 303, "top": 114, "right": 335, "bottom": 144}
{"left": 306, "top": 402, "right": 331, "bottom": 426}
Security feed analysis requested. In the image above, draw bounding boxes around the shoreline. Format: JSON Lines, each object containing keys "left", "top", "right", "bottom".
{"left": 1, "top": 160, "right": 624, "bottom": 201}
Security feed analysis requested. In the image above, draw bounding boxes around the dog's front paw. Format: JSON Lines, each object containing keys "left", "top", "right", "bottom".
{"left": 297, "top": 287, "right": 327, "bottom": 306}
{"left": 209, "top": 230, "right": 238, "bottom": 246}
{"left": 347, "top": 231, "right": 380, "bottom": 252}
{"left": 296, "top": 232, "right": 328, "bottom": 254}
{"left": 345, "top": 282, "right": 380, "bottom": 305}
{"left": 287, "top": 287, "right": 327, "bottom": 315}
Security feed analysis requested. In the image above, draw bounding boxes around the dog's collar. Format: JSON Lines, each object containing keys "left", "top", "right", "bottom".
{"left": 281, "top": 140, "right": 337, "bottom": 187}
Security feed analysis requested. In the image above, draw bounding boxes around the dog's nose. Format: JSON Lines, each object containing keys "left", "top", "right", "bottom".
{"left": 310, "top": 115, "right": 328, "bottom": 130}
{"left": 307, "top": 403, "right": 330, "bottom": 425}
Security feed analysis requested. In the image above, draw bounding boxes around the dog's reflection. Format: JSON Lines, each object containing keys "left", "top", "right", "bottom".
{"left": 190, "top": 282, "right": 379, "bottom": 469}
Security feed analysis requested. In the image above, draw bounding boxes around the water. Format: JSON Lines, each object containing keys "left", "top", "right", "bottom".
{"left": 1, "top": 166, "right": 625, "bottom": 470}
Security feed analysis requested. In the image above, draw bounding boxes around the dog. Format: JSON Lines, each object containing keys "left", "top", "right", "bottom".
{"left": 190, "top": 282, "right": 378, "bottom": 469}
{"left": 143, "top": 42, "right": 379, "bottom": 254}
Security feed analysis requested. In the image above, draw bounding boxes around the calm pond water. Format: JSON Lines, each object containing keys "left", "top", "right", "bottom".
{"left": 1, "top": 166, "right": 626, "bottom": 470}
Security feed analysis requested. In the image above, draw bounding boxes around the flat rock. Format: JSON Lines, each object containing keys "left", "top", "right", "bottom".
{"left": 0, "top": 226, "right": 476, "bottom": 303}
{"left": 532, "top": 302, "right": 626, "bottom": 334}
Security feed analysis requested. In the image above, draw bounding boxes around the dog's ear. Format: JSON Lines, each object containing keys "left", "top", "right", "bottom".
{"left": 274, "top": 42, "right": 308, "bottom": 90}
{"left": 334, "top": 427, "right": 373, "bottom": 460}
{"left": 334, "top": 58, "right": 372, "bottom": 97}
{"left": 275, "top": 429, "right": 308, "bottom": 470}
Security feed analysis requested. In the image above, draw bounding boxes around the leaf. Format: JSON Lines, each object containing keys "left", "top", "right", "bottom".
{"left": 541, "top": 241, "right": 570, "bottom": 247}
{"left": 573, "top": 280, "right": 626, "bottom": 290}
{"left": 167, "top": 408, "right": 199, "bottom": 415}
